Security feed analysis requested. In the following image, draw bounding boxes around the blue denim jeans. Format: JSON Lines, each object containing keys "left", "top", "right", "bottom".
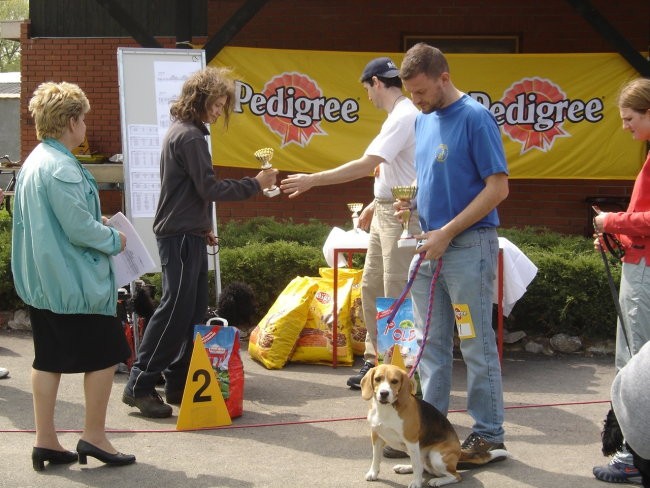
{"left": 410, "top": 227, "right": 505, "bottom": 443}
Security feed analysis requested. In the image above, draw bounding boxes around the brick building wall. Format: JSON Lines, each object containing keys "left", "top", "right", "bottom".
{"left": 20, "top": 0, "right": 649, "bottom": 235}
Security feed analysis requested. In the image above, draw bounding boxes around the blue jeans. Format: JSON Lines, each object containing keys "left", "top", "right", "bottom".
{"left": 410, "top": 227, "right": 504, "bottom": 443}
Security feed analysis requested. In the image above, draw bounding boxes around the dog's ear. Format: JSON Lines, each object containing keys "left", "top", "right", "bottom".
{"left": 360, "top": 366, "right": 375, "bottom": 400}
{"left": 409, "top": 372, "right": 417, "bottom": 395}
{"left": 397, "top": 369, "right": 413, "bottom": 404}
{"left": 602, "top": 407, "right": 624, "bottom": 456}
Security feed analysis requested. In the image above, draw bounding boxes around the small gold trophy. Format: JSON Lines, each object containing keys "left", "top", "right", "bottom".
{"left": 254, "top": 147, "right": 280, "bottom": 197}
{"left": 347, "top": 203, "right": 364, "bottom": 232}
{"left": 391, "top": 185, "right": 418, "bottom": 248}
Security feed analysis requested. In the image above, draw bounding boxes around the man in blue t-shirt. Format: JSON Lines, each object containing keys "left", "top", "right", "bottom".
{"left": 399, "top": 43, "right": 510, "bottom": 464}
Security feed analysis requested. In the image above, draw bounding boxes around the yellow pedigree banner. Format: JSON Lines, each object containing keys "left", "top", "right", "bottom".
{"left": 211, "top": 47, "right": 646, "bottom": 180}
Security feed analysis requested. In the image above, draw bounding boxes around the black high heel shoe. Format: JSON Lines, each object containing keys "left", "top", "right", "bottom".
{"left": 32, "top": 446, "right": 78, "bottom": 471}
{"left": 76, "top": 439, "right": 136, "bottom": 466}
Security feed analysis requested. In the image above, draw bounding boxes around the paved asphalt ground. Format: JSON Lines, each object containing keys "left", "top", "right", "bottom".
{"left": 0, "top": 328, "right": 619, "bottom": 488}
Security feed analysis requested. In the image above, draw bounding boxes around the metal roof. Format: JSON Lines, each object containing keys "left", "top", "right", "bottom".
{"left": 0, "top": 83, "right": 20, "bottom": 96}
{"left": 0, "top": 72, "right": 20, "bottom": 97}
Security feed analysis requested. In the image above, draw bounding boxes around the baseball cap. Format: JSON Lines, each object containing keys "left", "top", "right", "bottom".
{"left": 360, "top": 57, "right": 400, "bottom": 82}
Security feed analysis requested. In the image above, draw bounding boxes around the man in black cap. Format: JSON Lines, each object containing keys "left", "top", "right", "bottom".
{"left": 281, "top": 57, "right": 420, "bottom": 400}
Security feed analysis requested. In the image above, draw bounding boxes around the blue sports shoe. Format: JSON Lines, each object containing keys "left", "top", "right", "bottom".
{"left": 593, "top": 460, "right": 642, "bottom": 484}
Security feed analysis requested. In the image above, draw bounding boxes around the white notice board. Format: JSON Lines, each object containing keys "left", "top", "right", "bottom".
{"left": 117, "top": 47, "right": 206, "bottom": 271}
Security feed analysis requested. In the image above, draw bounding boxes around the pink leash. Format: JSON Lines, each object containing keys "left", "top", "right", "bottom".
{"left": 379, "top": 252, "right": 443, "bottom": 378}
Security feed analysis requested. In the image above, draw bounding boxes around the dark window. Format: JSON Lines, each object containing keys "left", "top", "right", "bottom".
{"left": 29, "top": 0, "right": 207, "bottom": 38}
{"left": 403, "top": 35, "right": 520, "bottom": 53}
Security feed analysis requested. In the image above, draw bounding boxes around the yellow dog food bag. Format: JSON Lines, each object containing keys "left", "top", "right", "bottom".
{"left": 290, "top": 276, "right": 354, "bottom": 366}
{"left": 318, "top": 267, "right": 366, "bottom": 356}
{"left": 248, "top": 276, "right": 318, "bottom": 369}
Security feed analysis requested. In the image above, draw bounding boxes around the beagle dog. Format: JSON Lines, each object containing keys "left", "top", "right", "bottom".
{"left": 361, "top": 363, "right": 509, "bottom": 487}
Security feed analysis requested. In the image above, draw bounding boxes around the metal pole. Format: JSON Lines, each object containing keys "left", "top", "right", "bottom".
{"left": 599, "top": 247, "right": 632, "bottom": 353}
{"left": 211, "top": 201, "right": 221, "bottom": 307}
{"left": 129, "top": 279, "right": 140, "bottom": 353}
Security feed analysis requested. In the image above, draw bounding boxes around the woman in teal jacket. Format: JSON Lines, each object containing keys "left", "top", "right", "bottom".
{"left": 11, "top": 82, "right": 135, "bottom": 470}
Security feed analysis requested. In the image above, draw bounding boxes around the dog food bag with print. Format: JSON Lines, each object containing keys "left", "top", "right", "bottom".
{"left": 376, "top": 297, "right": 421, "bottom": 368}
{"left": 317, "top": 267, "right": 366, "bottom": 356}
{"left": 290, "top": 276, "right": 354, "bottom": 366}
{"left": 248, "top": 276, "right": 318, "bottom": 369}
{"left": 194, "top": 318, "right": 244, "bottom": 418}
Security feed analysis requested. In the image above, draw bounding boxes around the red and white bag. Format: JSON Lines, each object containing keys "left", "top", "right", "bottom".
{"left": 193, "top": 318, "right": 244, "bottom": 419}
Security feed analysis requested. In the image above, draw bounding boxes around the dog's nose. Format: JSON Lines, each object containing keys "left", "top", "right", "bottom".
{"left": 379, "top": 390, "right": 389, "bottom": 400}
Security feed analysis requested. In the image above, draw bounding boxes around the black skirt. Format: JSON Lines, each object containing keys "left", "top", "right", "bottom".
{"left": 29, "top": 306, "right": 131, "bottom": 373}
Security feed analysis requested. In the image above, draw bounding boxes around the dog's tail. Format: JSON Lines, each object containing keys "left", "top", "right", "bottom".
{"left": 458, "top": 449, "right": 512, "bottom": 466}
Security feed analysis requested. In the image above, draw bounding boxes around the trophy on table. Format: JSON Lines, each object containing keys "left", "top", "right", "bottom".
{"left": 347, "top": 203, "right": 364, "bottom": 232}
{"left": 254, "top": 147, "right": 280, "bottom": 197}
{"left": 391, "top": 185, "right": 418, "bottom": 248}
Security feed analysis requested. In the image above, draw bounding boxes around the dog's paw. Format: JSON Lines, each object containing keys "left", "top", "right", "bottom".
{"left": 393, "top": 464, "right": 414, "bottom": 474}
{"left": 407, "top": 480, "right": 423, "bottom": 488}
{"left": 427, "top": 476, "right": 459, "bottom": 487}
{"left": 365, "top": 469, "right": 379, "bottom": 481}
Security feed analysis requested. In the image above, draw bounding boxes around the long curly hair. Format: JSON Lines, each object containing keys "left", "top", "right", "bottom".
{"left": 169, "top": 66, "right": 236, "bottom": 127}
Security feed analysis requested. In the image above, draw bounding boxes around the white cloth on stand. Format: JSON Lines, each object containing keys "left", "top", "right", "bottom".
{"left": 322, "top": 227, "right": 369, "bottom": 268}
{"left": 323, "top": 231, "right": 536, "bottom": 317}
{"left": 495, "top": 237, "right": 538, "bottom": 316}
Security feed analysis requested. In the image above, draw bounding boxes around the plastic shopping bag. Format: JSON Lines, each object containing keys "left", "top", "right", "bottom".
{"left": 194, "top": 318, "right": 244, "bottom": 418}
{"left": 376, "top": 297, "right": 421, "bottom": 367}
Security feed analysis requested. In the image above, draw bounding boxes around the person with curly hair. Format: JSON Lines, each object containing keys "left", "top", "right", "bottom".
{"left": 123, "top": 67, "right": 278, "bottom": 418}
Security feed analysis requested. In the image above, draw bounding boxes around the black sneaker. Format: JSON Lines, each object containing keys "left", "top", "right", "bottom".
{"left": 593, "top": 460, "right": 642, "bottom": 484}
{"left": 457, "top": 432, "right": 508, "bottom": 469}
{"left": 122, "top": 390, "right": 172, "bottom": 418}
{"left": 347, "top": 361, "right": 374, "bottom": 389}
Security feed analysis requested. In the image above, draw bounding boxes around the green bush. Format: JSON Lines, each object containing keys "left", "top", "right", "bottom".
{"left": 504, "top": 248, "right": 620, "bottom": 339}
{"left": 499, "top": 226, "right": 594, "bottom": 255}
{"left": 217, "top": 240, "right": 326, "bottom": 320}
{"left": 0, "top": 210, "right": 22, "bottom": 310}
{"left": 217, "top": 216, "right": 332, "bottom": 248}
{"left": 140, "top": 226, "right": 330, "bottom": 324}
{"left": 499, "top": 227, "right": 620, "bottom": 339}
{"left": 0, "top": 213, "right": 623, "bottom": 341}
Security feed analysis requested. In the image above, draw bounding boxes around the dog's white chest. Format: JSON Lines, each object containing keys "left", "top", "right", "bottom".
{"left": 368, "top": 404, "right": 407, "bottom": 448}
